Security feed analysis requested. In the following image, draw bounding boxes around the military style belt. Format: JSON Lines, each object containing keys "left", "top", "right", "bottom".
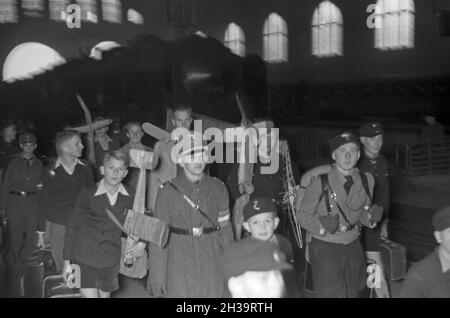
{"left": 10, "top": 191, "right": 37, "bottom": 197}
{"left": 170, "top": 225, "right": 219, "bottom": 237}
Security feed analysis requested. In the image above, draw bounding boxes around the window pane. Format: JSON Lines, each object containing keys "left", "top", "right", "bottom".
{"left": 102, "top": 0, "right": 122, "bottom": 23}
{"left": 263, "top": 13, "right": 288, "bottom": 62}
{"left": 375, "top": 0, "right": 414, "bottom": 50}
{"left": 0, "top": 0, "right": 18, "bottom": 23}
{"left": 312, "top": 1, "right": 343, "bottom": 57}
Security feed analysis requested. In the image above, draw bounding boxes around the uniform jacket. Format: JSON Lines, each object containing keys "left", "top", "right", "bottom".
{"left": 399, "top": 248, "right": 450, "bottom": 298}
{"left": 148, "top": 171, "right": 234, "bottom": 298}
{"left": 63, "top": 183, "right": 135, "bottom": 268}
{"left": 357, "top": 153, "right": 389, "bottom": 217}
{"left": 298, "top": 166, "right": 376, "bottom": 245}
{"left": 0, "top": 154, "right": 43, "bottom": 210}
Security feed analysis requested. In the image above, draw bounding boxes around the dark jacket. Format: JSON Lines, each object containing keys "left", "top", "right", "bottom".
{"left": 398, "top": 248, "right": 450, "bottom": 298}
{"left": 38, "top": 160, "right": 94, "bottom": 230}
{"left": 63, "top": 185, "right": 135, "bottom": 268}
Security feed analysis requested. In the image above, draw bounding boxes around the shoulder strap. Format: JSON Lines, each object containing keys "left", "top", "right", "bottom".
{"left": 105, "top": 208, "right": 127, "bottom": 234}
{"left": 359, "top": 172, "right": 372, "bottom": 202}
{"left": 320, "top": 174, "right": 353, "bottom": 225}
{"left": 168, "top": 181, "right": 218, "bottom": 227}
{"left": 319, "top": 174, "right": 332, "bottom": 215}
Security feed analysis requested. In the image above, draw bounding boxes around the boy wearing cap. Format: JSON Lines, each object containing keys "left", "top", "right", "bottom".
{"left": 242, "top": 197, "right": 293, "bottom": 262}
{"left": 358, "top": 122, "right": 390, "bottom": 298}
{"left": 0, "top": 133, "right": 43, "bottom": 264}
{"left": 148, "top": 130, "right": 234, "bottom": 298}
{"left": 398, "top": 206, "right": 450, "bottom": 298}
{"left": 299, "top": 132, "right": 382, "bottom": 298}
{"left": 220, "top": 238, "right": 292, "bottom": 298}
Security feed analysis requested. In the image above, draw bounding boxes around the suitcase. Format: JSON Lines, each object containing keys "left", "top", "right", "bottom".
{"left": 23, "top": 249, "right": 57, "bottom": 298}
{"left": 43, "top": 275, "right": 83, "bottom": 298}
{"left": 380, "top": 239, "right": 407, "bottom": 281}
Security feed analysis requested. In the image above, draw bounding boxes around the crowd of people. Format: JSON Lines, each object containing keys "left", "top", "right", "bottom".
{"left": 0, "top": 105, "right": 449, "bottom": 298}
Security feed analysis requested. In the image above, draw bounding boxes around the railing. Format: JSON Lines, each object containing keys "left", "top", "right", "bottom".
{"left": 394, "top": 138, "right": 450, "bottom": 177}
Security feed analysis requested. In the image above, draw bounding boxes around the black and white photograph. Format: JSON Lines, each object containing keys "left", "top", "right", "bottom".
{"left": 0, "top": 0, "right": 450, "bottom": 301}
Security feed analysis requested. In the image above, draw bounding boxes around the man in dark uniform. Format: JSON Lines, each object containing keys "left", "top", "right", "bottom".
{"left": 358, "top": 122, "right": 390, "bottom": 298}
{"left": 398, "top": 206, "right": 450, "bottom": 297}
{"left": 0, "top": 133, "right": 43, "bottom": 263}
{"left": 299, "top": 132, "right": 383, "bottom": 298}
{"left": 0, "top": 133, "right": 43, "bottom": 297}
{"left": 148, "top": 130, "right": 234, "bottom": 298}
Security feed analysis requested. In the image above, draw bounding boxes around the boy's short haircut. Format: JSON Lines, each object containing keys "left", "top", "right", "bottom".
{"left": 103, "top": 150, "right": 130, "bottom": 168}
{"left": 243, "top": 197, "right": 278, "bottom": 221}
{"left": 124, "top": 122, "right": 142, "bottom": 133}
{"left": 173, "top": 104, "right": 193, "bottom": 114}
{"left": 55, "top": 130, "right": 80, "bottom": 153}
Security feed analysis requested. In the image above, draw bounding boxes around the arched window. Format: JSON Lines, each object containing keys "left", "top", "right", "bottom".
{"left": 263, "top": 13, "right": 288, "bottom": 63}
{"left": 224, "top": 23, "right": 245, "bottom": 57}
{"left": 77, "top": 0, "right": 97, "bottom": 23}
{"left": 374, "top": 0, "right": 414, "bottom": 50}
{"left": 21, "top": 0, "right": 45, "bottom": 18}
{"left": 127, "top": 8, "right": 144, "bottom": 24}
{"left": 312, "top": 1, "right": 343, "bottom": 57}
{"left": 102, "top": 0, "right": 121, "bottom": 23}
{"left": 0, "top": 0, "right": 18, "bottom": 23}
{"left": 49, "top": 0, "right": 69, "bottom": 21}
{"left": 2, "top": 42, "right": 65, "bottom": 82}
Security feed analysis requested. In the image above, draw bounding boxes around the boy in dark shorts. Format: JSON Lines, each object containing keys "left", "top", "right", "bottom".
{"left": 63, "top": 150, "right": 134, "bottom": 298}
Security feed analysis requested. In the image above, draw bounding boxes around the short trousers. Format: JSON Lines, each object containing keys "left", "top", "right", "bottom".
{"left": 76, "top": 261, "right": 120, "bottom": 292}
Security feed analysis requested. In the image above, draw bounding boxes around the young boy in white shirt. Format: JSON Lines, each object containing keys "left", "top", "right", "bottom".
{"left": 63, "top": 150, "right": 134, "bottom": 298}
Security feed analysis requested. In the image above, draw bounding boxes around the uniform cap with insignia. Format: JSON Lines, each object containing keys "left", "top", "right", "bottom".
{"left": 329, "top": 132, "right": 360, "bottom": 156}
{"left": 359, "top": 122, "right": 385, "bottom": 138}
{"left": 432, "top": 206, "right": 450, "bottom": 232}
{"left": 19, "top": 133, "right": 37, "bottom": 145}
{"left": 220, "top": 238, "right": 292, "bottom": 280}
{"left": 243, "top": 196, "right": 277, "bottom": 221}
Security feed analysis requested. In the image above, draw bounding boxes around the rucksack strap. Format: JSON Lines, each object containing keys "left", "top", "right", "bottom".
{"left": 319, "top": 174, "right": 352, "bottom": 226}
{"left": 359, "top": 172, "right": 372, "bottom": 202}
{"left": 319, "top": 174, "right": 332, "bottom": 215}
{"left": 168, "top": 181, "right": 218, "bottom": 228}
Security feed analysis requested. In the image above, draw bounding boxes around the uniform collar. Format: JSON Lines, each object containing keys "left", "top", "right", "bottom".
{"left": 94, "top": 179, "right": 129, "bottom": 197}
{"left": 332, "top": 164, "right": 357, "bottom": 184}
{"left": 21, "top": 154, "right": 35, "bottom": 160}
